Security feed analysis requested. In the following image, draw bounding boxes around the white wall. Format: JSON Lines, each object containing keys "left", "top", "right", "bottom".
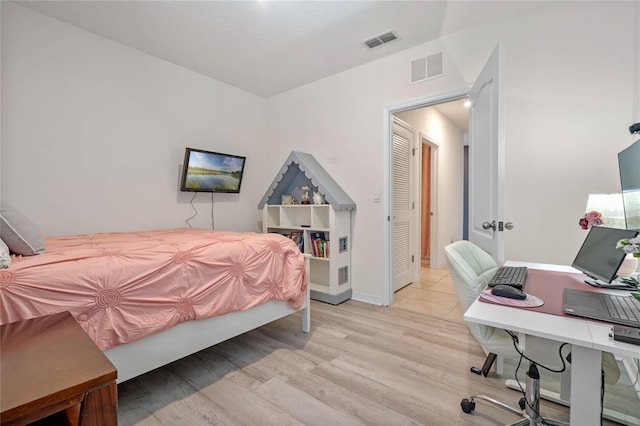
{"left": 268, "top": 1, "right": 638, "bottom": 302}
{"left": 394, "top": 107, "right": 465, "bottom": 269}
{"left": 1, "top": 3, "right": 268, "bottom": 236}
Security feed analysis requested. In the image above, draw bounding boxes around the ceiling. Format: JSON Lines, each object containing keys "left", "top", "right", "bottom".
{"left": 434, "top": 99, "right": 469, "bottom": 133}
{"left": 15, "top": 0, "right": 545, "bottom": 99}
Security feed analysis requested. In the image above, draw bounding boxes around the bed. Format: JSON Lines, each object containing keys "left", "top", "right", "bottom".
{"left": 0, "top": 226, "right": 310, "bottom": 383}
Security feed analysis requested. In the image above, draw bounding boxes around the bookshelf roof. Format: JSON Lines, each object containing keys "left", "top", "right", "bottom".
{"left": 257, "top": 151, "right": 356, "bottom": 211}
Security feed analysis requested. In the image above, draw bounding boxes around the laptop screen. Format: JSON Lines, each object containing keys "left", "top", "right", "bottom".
{"left": 571, "top": 226, "right": 639, "bottom": 283}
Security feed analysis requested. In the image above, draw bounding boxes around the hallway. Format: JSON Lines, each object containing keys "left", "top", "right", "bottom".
{"left": 392, "top": 259, "right": 464, "bottom": 323}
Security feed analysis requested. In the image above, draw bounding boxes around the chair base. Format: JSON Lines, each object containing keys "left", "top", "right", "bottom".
{"left": 506, "top": 379, "right": 640, "bottom": 426}
{"left": 462, "top": 363, "right": 569, "bottom": 426}
{"left": 460, "top": 395, "right": 568, "bottom": 426}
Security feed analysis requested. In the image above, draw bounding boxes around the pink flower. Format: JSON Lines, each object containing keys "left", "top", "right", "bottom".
{"left": 578, "top": 217, "right": 589, "bottom": 229}
{"left": 585, "top": 211, "right": 603, "bottom": 225}
{"left": 579, "top": 211, "right": 603, "bottom": 229}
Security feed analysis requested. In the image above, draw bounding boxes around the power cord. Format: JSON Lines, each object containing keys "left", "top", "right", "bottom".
{"left": 211, "top": 192, "right": 215, "bottom": 230}
{"left": 186, "top": 192, "right": 216, "bottom": 229}
{"left": 506, "top": 330, "right": 569, "bottom": 374}
{"left": 186, "top": 192, "right": 198, "bottom": 228}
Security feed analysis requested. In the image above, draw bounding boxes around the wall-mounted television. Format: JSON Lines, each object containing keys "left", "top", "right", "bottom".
{"left": 180, "top": 147, "right": 246, "bottom": 193}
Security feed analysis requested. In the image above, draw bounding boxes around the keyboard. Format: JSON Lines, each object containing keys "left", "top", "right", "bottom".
{"left": 603, "top": 293, "right": 640, "bottom": 323}
{"left": 488, "top": 266, "right": 528, "bottom": 289}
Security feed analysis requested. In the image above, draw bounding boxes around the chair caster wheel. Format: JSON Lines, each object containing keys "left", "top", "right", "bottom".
{"left": 519, "top": 397, "right": 526, "bottom": 410}
{"left": 461, "top": 398, "right": 476, "bottom": 414}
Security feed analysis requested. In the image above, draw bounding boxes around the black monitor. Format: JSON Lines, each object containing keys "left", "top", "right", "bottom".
{"left": 571, "top": 226, "right": 639, "bottom": 285}
{"left": 618, "top": 138, "right": 640, "bottom": 230}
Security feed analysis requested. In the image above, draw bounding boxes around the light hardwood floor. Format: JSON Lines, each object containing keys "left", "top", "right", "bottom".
{"left": 118, "top": 293, "right": 638, "bottom": 425}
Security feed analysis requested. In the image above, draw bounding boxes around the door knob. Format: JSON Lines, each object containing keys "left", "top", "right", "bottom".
{"left": 482, "top": 221, "right": 497, "bottom": 231}
{"left": 504, "top": 222, "right": 514, "bottom": 230}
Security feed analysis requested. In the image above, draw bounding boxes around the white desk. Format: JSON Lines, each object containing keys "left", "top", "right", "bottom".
{"left": 464, "top": 262, "right": 640, "bottom": 425}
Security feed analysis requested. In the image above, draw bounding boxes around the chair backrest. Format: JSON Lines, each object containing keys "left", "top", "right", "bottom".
{"left": 444, "top": 240, "right": 498, "bottom": 312}
{"left": 444, "top": 240, "right": 500, "bottom": 344}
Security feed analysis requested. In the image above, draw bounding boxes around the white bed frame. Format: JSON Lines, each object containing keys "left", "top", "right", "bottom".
{"left": 105, "top": 257, "right": 311, "bottom": 383}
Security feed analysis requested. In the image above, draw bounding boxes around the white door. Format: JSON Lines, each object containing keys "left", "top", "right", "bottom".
{"left": 468, "top": 43, "right": 506, "bottom": 264}
{"left": 392, "top": 118, "right": 416, "bottom": 292}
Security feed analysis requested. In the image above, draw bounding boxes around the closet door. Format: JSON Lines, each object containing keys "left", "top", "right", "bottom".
{"left": 392, "top": 118, "right": 416, "bottom": 292}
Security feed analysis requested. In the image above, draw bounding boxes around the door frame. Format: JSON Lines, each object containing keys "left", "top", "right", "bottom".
{"left": 383, "top": 88, "right": 470, "bottom": 307}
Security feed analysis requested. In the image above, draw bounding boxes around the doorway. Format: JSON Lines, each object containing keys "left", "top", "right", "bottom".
{"left": 384, "top": 90, "right": 470, "bottom": 307}
{"left": 389, "top": 98, "right": 469, "bottom": 313}
{"left": 385, "top": 43, "right": 506, "bottom": 308}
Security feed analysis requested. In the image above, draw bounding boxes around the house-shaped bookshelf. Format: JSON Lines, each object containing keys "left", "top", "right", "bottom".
{"left": 258, "top": 151, "right": 356, "bottom": 304}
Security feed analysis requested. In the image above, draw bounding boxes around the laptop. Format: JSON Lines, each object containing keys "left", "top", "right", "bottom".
{"left": 563, "top": 289, "right": 640, "bottom": 328}
{"left": 570, "top": 226, "right": 639, "bottom": 290}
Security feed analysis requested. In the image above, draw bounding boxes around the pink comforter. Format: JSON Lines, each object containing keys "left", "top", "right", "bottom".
{"left": 0, "top": 228, "right": 307, "bottom": 350}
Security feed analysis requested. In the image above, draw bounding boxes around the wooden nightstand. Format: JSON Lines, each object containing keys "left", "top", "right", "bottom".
{"left": 1, "top": 311, "right": 117, "bottom": 426}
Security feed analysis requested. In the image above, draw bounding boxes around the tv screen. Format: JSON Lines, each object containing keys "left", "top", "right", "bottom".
{"left": 571, "top": 226, "right": 639, "bottom": 283}
{"left": 180, "top": 147, "right": 246, "bottom": 193}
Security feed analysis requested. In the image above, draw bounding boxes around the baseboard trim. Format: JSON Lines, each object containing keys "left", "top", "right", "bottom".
{"left": 351, "top": 291, "right": 384, "bottom": 306}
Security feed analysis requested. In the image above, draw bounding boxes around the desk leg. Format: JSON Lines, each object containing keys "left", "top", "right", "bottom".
{"left": 570, "top": 346, "right": 602, "bottom": 426}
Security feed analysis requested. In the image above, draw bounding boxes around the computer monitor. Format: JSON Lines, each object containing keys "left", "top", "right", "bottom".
{"left": 618, "top": 138, "right": 640, "bottom": 230}
{"left": 571, "top": 226, "right": 639, "bottom": 285}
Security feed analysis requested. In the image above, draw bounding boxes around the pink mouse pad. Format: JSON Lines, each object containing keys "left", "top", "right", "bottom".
{"left": 480, "top": 289, "right": 544, "bottom": 308}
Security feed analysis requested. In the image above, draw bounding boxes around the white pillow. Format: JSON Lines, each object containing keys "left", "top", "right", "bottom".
{"left": 0, "top": 201, "right": 45, "bottom": 256}
{"left": 0, "top": 238, "right": 10, "bottom": 268}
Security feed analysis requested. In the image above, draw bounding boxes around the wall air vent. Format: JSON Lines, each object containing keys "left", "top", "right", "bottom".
{"left": 410, "top": 51, "right": 444, "bottom": 84}
{"left": 410, "top": 58, "right": 426, "bottom": 83}
{"left": 427, "top": 52, "right": 444, "bottom": 78}
{"left": 363, "top": 30, "right": 399, "bottom": 50}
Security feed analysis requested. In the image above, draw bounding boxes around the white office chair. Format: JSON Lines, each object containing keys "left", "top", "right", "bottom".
{"left": 444, "top": 240, "right": 620, "bottom": 425}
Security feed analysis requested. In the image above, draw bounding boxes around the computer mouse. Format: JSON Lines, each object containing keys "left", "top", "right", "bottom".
{"left": 491, "top": 285, "right": 527, "bottom": 300}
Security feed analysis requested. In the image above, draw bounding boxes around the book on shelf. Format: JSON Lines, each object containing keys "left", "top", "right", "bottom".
{"left": 310, "top": 233, "right": 329, "bottom": 258}
{"left": 272, "top": 230, "right": 304, "bottom": 252}
{"left": 287, "top": 231, "right": 304, "bottom": 252}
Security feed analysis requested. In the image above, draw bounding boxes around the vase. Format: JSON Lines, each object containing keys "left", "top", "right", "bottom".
{"left": 617, "top": 254, "right": 639, "bottom": 276}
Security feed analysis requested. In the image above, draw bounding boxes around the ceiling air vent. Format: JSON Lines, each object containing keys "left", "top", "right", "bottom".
{"left": 363, "top": 30, "right": 399, "bottom": 50}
